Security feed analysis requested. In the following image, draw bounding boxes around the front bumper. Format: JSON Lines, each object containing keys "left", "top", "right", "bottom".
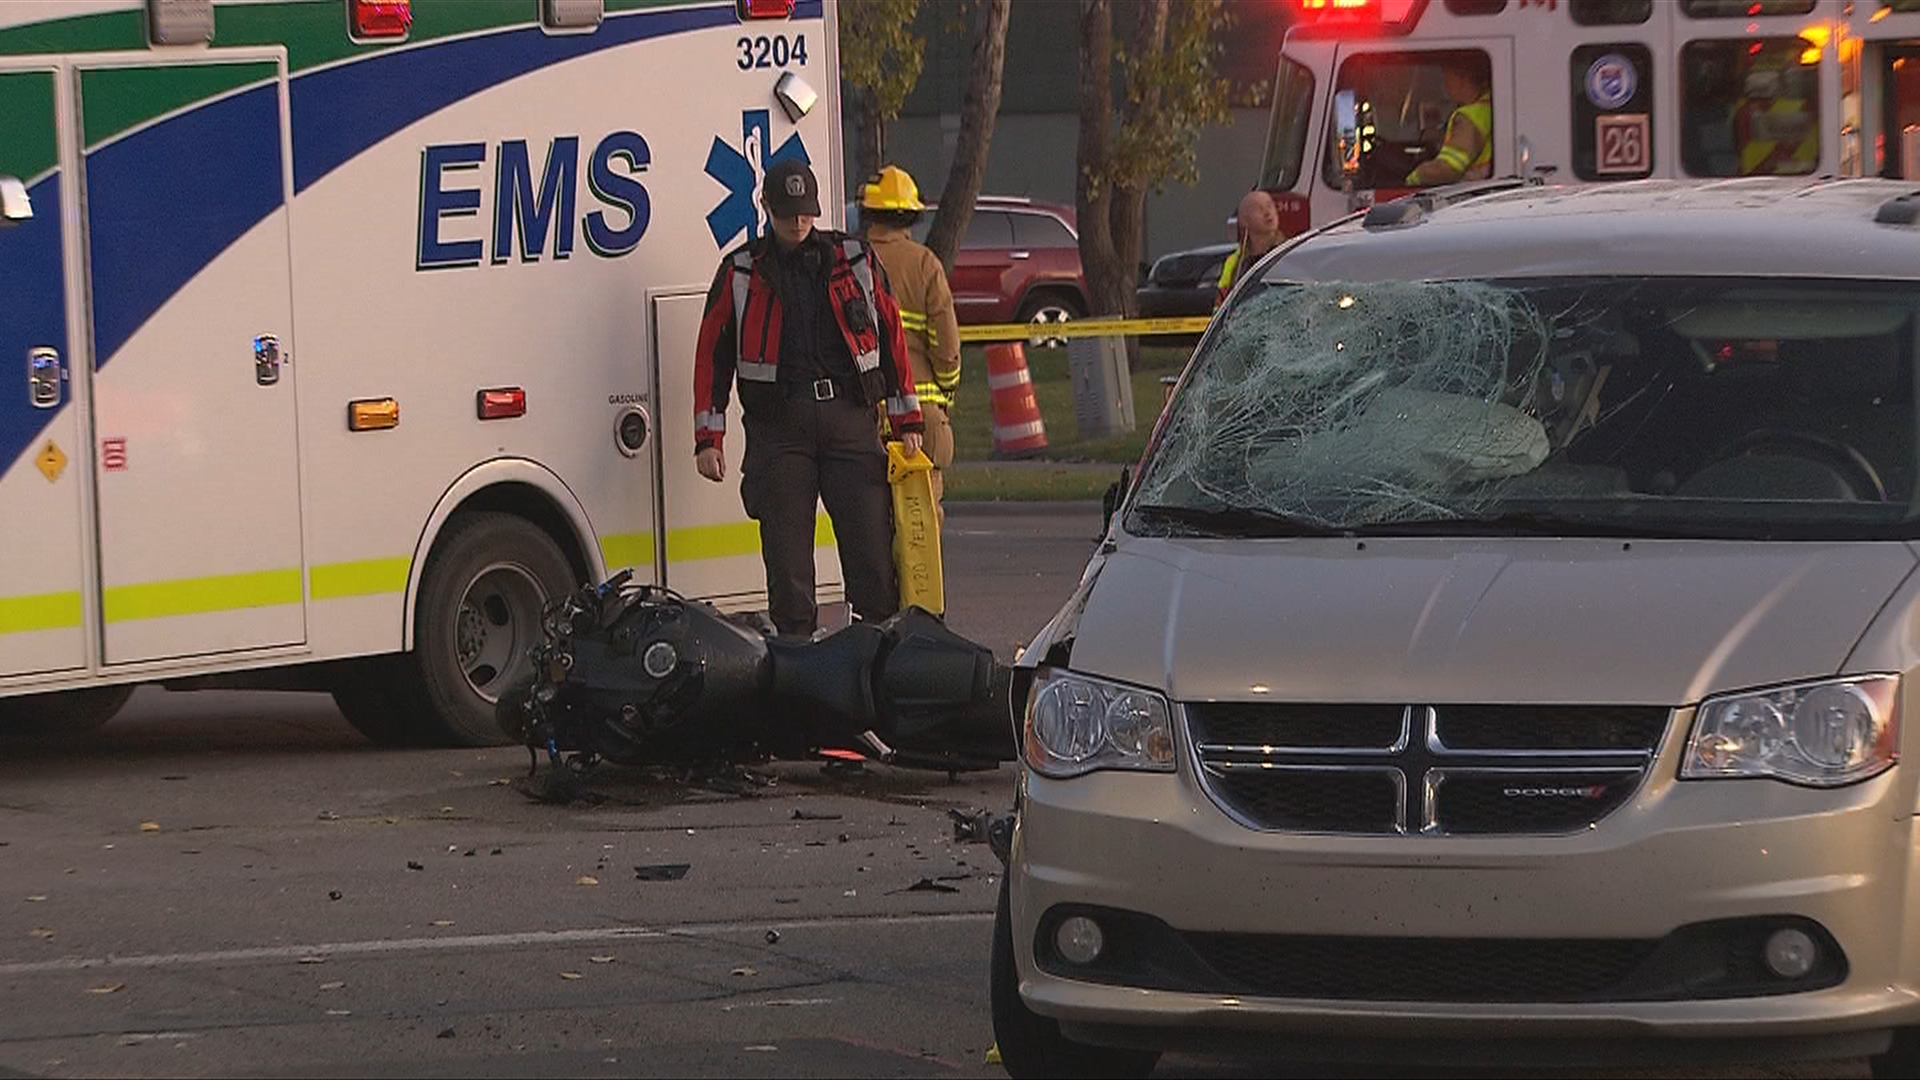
{"left": 1010, "top": 741, "right": 1920, "bottom": 1062}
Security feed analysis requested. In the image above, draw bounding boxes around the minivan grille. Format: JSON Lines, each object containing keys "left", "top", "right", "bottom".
{"left": 1187, "top": 704, "right": 1668, "bottom": 836}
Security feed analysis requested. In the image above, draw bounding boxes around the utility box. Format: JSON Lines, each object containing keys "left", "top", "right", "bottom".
{"left": 1068, "top": 335, "right": 1136, "bottom": 441}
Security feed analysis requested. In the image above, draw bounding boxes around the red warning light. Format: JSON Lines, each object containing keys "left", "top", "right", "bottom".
{"left": 737, "top": 0, "right": 797, "bottom": 19}
{"left": 352, "top": 0, "right": 412, "bottom": 40}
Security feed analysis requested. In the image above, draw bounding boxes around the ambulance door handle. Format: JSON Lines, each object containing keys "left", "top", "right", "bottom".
{"left": 28, "top": 347, "right": 64, "bottom": 409}
{"left": 254, "top": 334, "right": 281, "bottom": 386}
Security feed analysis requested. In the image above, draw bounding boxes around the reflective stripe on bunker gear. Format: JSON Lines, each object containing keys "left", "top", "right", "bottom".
{"left": 1440, "top": 96, "right": 1493, "bottom": 174}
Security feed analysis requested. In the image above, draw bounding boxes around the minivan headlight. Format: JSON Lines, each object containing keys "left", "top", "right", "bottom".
{"left": 1682, "top": 675, "right": 1899, "bottom": 787}
{"left": 1024, "top": 668, "right": 1175, "bottom": 779}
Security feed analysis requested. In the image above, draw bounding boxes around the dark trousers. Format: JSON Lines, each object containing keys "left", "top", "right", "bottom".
{"left": 741, "top": 393, "right": 898, "bottom": 636}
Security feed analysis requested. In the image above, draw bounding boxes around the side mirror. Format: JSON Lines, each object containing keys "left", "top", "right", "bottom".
{"left": 1517, "top": 135, "right": 1532, "bottom": 178}
{"left": 0, "top": 177, "right": 30, "bottom": 225}
{"left": 1333, "top": 90, "right": 1361, "bottom": 182}
{"left": 1100, "top": 466, "right": 1132, "bottom": 537}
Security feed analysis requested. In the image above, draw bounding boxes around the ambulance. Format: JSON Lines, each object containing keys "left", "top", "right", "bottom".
{"left": 1257, "top": 0, "right": 1920, "bottom": 237}
{"left": 0, "top": 0, "right": 849, "bottom": 746}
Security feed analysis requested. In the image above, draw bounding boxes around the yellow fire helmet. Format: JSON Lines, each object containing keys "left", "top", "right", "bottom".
{"left": 861, "top": 165, "right": 925, "bottom": 212}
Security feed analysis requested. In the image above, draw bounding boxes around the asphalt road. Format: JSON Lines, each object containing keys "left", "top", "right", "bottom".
{"left": 0, "top": 505, "right": 1870, "bottom": 1079}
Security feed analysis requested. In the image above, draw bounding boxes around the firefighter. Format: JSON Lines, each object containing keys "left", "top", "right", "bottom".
{"left": 1216, "top": 189, "right": 1284, "bottom": 307}
{"left": 693, "top": 159, "right": 925, "bottom": 638}
{"left": 858, "top": 166, "right": 961, "bottom": 513}
{"left": 1407, "top": 64, "right": 1493, "bottom": 185}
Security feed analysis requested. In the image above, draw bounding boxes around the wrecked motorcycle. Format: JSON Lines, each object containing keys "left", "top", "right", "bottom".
{"left": 497, "top": 570, "right": 1019, "bottom": 800}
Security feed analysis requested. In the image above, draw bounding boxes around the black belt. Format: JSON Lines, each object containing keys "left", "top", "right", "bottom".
{"left": 781, "top": 375, "right": 852, "bottom": 401}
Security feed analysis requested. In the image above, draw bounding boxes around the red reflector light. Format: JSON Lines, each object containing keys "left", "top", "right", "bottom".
{"left": 352, "top": 0, "right": 412, "bottom": 39}
{"left": 737, "top": 0, "right": 796, "bottom": 19}
{"left": 477, "top": 388, "right": 527, "bottom": 420}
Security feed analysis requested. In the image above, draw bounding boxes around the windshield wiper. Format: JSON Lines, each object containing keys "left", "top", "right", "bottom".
{"left": 1348, "top": 509, "right": 1671, "bottom": 538}
{"left": 1127, "top": 503, "right": 1343, "bottom": 538}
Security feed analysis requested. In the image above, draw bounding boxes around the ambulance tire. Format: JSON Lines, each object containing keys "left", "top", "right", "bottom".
{"left": 0, "top": 684, "right": 135, "bottom": 739}
{"left": 990, "top": 877, "right": 1160, "bottom": 1079}
{"left": 410, "top": 512, "right": 579, "bottom": 748}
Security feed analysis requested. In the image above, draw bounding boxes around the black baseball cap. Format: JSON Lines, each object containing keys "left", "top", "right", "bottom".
{"left": 762, "top": 159, "right": 822, "bottom": 218}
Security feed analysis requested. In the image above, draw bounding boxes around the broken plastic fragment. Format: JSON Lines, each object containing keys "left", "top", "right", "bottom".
{"left": 575, "top": 876, "right": 600, "bottom": 886}
{"left": 633, "top": 863, "right": 689, "bottom": 881}
{"left": 85, "top": 983, "right": 124, "bottom": 995}
{"left": 559, "top": 971, "right": 583, "bottom": 981}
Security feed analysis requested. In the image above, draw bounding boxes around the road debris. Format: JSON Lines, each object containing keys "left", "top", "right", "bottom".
{"left": 25, "top": 895, "right": 45, "bottom": 903}
{"left": 764, "top": 929, "right": 781, "bottom": 945}
{"left": 559, "top": 971, "right": 583, "bottom": 981}
{"left": 406, "top": 861, "right": 424, "bottom": 871}
{"left": 298, "top": 956, "right": 327, "bottom": 965}
{"left": 319, "top": 982, "right": 345, "bottom": 991}
{"left": 325, "top": 1009, "right": 352, "bottom": 1017}
{"left": 438, "top": 1028, "right": 456, "bottom": 1039}
{"left": 949, "top": 808, "right": 994, "bottom": 843}
{"left": 575, "top": 875, "right": 600, "bottom": 887}
{"left": 85, "top": 983, "right": 125, "bottom": 995}
{"left": 139, "top": 822, "right": 160, "bottom": 833}
{"left": 317, "top": 811, "right": 339, "bottom": 821}
{"left": 790, "top": 809, "right": 841, "bottom": 821}
{"left": 892, "top": 877, "right": 960, "bottom": 895}
{"left": 589, "top": 956, "right": 615, "bottom": 964}
{"left": 633, "top": 863, "right": 689, "bottom": 881}
{"left": 431, "top": 920, "right": 455, "bottom": 927}
{"left": 730, "top": 966, "right": 758, "bottom": 977}
{"left": 29, "top": 928, "right": 53, "bottom": 939}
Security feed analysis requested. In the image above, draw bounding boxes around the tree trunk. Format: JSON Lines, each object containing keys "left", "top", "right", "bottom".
{"left": 850, "top": 83, "right": 884, "bottom": 190}
{"left": 1103, "top": 0, "right": 1168, "bottom": 323}
{"left": 1075, "top": 0, "right": 1126, "bottom": 318}
{"left": 924, "top": 0, "right": 1010, "bottom": 273}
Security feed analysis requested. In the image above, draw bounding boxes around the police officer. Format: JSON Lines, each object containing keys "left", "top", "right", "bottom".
{"left": 859, "top": 166, "right": 961, "bottom": 512}
{"left": 692, "top": 160, "right": 925, "bottom": 638}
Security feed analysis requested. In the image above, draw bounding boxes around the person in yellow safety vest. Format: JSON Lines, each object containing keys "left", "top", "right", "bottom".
{"left": 859, "top": 166, "right": 962, "bottom": 514}
{"left": 1406, "top": 65, "right": 1493, "bottom": 185}
{"left": 1215, "top": 189, "right": 1284, "bottom": 308}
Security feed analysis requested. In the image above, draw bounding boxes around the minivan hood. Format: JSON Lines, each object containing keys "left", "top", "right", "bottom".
{"left": 1068, "top": 537, "right": 1916, "bottom": 705}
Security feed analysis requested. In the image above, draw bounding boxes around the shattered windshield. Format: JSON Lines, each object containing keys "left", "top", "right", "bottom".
{"left": 1131, "top": 277, "right": 1920, "bottom": 539}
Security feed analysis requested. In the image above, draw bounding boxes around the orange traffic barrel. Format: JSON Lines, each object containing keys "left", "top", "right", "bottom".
{"left": 986, "top": 342, "right": 1048, "bottom": 458}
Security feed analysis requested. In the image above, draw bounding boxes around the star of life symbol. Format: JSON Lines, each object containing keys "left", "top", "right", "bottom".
{"left": 704, "top": 109, "right": 810, "bottom": 248}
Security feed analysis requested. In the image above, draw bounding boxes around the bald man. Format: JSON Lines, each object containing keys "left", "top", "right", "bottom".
{"left": 1216, "top": 190, "right": 1284, "bottom": 306}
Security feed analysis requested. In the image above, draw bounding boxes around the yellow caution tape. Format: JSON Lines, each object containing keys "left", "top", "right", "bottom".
{"left": 955, "top": 315, "right": 1213, "bottom": 344}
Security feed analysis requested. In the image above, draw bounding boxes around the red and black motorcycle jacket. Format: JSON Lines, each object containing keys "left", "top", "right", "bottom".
{"left": 693, "top": 229, "right": 923, "bottom": 455}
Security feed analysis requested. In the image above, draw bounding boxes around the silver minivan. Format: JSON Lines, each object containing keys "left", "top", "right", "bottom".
{"left": 994, "top": 179, "right": 1920, "bottom": 1078}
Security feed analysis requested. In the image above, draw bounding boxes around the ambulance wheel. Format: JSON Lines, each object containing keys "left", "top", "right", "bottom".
{"left": 411, "top": 512, "right": 578, "bottom": 748}
{"left": 990, "top": 878, "right": 1160, "bottom": 1079}
{"left": 0, "top": 684, "right": 135, "bottom": 738}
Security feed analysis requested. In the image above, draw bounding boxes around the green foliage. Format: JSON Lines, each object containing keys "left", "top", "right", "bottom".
{"left": 840, "top": 0, "right": 926, "bottom": 119}
{"left": 1105, "top": 0, "right": 1236, "bottom": 196}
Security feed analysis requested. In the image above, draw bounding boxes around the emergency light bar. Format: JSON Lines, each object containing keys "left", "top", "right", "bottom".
{"left": 737, "top": 0, "right": 796, "bottom": 19}
{"left": 1292, "top": 0, "right": 1422, "bottom": 36}
{"left": 351, "top": 0, "right": 412, "bottom": 40}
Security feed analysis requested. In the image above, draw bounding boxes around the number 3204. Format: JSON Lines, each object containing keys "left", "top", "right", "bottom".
{"left": 737, "top": 34, "right": 808, "bottom": 69}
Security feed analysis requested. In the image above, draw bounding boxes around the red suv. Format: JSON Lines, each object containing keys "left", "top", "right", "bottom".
{"left": 913, "top": 197, "right": 1088, "bottom": 342}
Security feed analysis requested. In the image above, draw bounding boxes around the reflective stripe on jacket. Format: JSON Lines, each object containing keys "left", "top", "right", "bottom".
{"left": 1433, "top": 95, "right": 1493, "bottom": 177}
{"left": 693, "top": 230, "right": 922, "bottom": 454}
{"left": 866, "top": 226, "right": 961, "bottom": 410}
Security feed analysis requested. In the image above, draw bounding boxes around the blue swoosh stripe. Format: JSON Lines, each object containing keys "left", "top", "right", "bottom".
{"left": 0, "top": 176, "right": 67, "bottom": 476}
{"left": 87, "top": 82, "right": 284, "bottom": 370}
{"left": 292, "top": 3, "right": 738, "bottom": 194}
